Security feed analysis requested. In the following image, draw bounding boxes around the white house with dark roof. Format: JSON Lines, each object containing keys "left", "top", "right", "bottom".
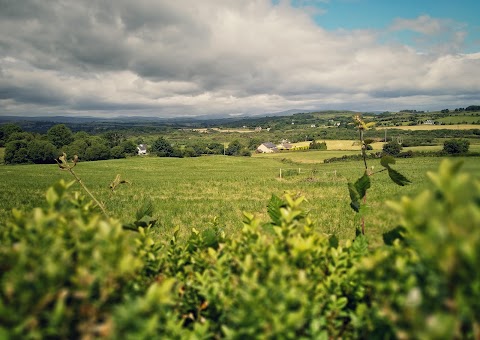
{"left": 256, "top": 142, "right": 278, "bottom": 153}
{"left": 137, "top": 144, "right": 147, "bottom": 155}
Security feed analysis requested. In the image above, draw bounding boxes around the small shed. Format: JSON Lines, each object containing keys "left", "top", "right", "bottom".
{"left": 257, "top": 142, "right": 278, "bottom": 153}
{"left": 137, "top": 144, "right": 147, "bottom": 155}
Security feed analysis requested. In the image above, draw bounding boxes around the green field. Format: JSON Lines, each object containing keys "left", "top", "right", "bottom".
{"left": 1, "top": 154, "right": 479, "bottom": 245}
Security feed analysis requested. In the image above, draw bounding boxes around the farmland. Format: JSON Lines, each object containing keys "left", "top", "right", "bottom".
{"left": 1, "top": 153, "right": 479, "bottom": 246}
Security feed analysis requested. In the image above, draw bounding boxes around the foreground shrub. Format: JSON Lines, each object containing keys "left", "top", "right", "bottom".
{"left": 0, "top": 160, "right": 478, "bottom": 339}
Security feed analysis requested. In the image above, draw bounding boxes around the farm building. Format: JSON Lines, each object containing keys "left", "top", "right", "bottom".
{"left": 256, "top": 142, "right": 278, "bottom": 153}
{"left": 137, "top": 144, "right": 147, "bottom": 155}
{"left": 278, "top": 142, "right": 293, "bottom": 151}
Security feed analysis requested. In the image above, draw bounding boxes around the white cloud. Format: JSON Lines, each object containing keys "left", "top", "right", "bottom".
{"left": 0, "top": 0, "right": 479, "bottom": 117}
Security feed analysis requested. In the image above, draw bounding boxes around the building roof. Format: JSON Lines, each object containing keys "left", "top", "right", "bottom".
{"left": 262, "top": 142, "right": 277, "bottom": 149}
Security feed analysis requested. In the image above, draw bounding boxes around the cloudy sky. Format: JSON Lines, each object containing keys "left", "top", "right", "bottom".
{"left": 1, "top": 0, "right": 479, "bottom": 118}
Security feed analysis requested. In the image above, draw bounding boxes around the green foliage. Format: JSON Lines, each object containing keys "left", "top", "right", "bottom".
{"left": 381, "top": 155, "right": 412, "bottom": 186}
{"left": 152, "top": 136, "right": 182, "bottom": 157}
{"left": 47, "top": 124, "right": 74, "bottom": 148}
{"left": 382, "top": 140, "right": 403, "bottom": 156}
{"left": 26, "top": 140, "right": 58, "bottom": 164}
{"left": 110, "top": 145, "right": 126, "bottom": 159}
{"left": 0, "top": 123, "right": 23, "bottom": 147}
{"left": 348, "top": 172, "right": 371, "bottom": 212}
{"left": 4, "top": 140, "right": 29, "bottom": 164}
{"left": 225, "top": 139, "right": 243, "bottom": 156}
{"left": 309, "top": 140, "right": 327, "bottom": 150}
{"left": 120, "top": 140, "right": 137, "bottom": 155}
{"left": 443, "top": 138, "right": 470, "bottom": 154}
{"left": 0, "top": 180, "right": 143, "bottom": 338}
{"left": 0, "top": 161, "right": 479, "bottom": 338}
{"left": 366, "top": 160, "right": 480, "bottom": 339}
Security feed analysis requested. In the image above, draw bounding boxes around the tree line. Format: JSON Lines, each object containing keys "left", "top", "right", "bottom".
{"left": 0, "top": 123, "right": 138, "bottom": 165}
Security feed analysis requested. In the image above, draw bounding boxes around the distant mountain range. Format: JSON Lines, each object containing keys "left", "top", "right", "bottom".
{"left": 0, "top": 109, "right": 318, "bottom": 124}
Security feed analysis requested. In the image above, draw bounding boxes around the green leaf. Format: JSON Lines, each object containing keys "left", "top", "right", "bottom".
{"left": 135, "top": 200, "right": 154, "bottom": 220}
{"left": 46, "top": 187, "right": 59, "bottom": 207}
{"left": 328, "top": 235, "right": 339, "bottom": 248}
{"left": 348, "top": 183, "right": 360, "bottom": 212}
{"left": 388, "top": 168, "right": 411, "bottom": 186}
{"left": 380, "top": 155, "right": 396, "bottom": 168}
{"left": 354, "top": 172, "right": 371, "bottom": 199}
{"left": 382, "top": 226, "right": 407, "bottom": 245}
{"left": 267, "top": 194, "right": 284, "bottom": 225}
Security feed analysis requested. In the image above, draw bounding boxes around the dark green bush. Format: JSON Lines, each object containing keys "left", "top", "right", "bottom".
{"left": 309, "top": 140, "right": 327, "bottom": 150}
{"left": 443, "top": 138, "right": 470, "bottom": 154}
{"left": 382, "top": 140, "right": 403, "bottom": 156}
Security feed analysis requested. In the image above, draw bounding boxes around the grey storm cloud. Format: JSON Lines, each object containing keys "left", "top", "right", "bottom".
{"left": 0, "top": 0, "right": 479, "bottom": 117}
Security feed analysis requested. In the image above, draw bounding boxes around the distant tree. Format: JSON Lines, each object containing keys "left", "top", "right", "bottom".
{"left": 443, "top": 139, "right": 470, "bottom": 154}
{"left": 84, "top": 139, "right": 111, "bottom": 161}
{"left": 152, "top": 137, "right": 182, "bottom": 157}
{"left": 225, "top": 140, "right": 243, "bottom": 156}
{"left": 309, "top": 140, "right": 327, "bottom": 150}
{"left": 239, "top": 148, "right": 252, "bottom": 157}
{"left": 7, "top": 132, "right": 35, "bottom": 143}
{"left": 0, "top": 123, "right": 22, "bottom": 146}
{"left": 182, "top": 146, "right": 197, "bottom": 158}
{"left": 65, "top": 139, "right": 89, "bottom": 161}
{"left": 206, "top": 142, "right": 224, "bottom": 155}
{"left": 110, "top": 145, "right": 126, "bottom": 159}
{"left": 383, "top": 140, "right": 403, "bottom": 156}
{"left": 152, "top": 137, "right": 173, "bottom": 157}
{"left": 73, "top": 131, "right": 90, "bottom": 140}
{"left": 27, "top": 140, "right": 58, "bottom": 164}
{"left": 120, "top": 140, "right": 137, "bottom": 155}
{"left": 247, "top": 137, "right": 262, "bottom": 150}
{"left": 4, "top": 140, "right": 29, "bottom": 164}
{"left": 47, "top": 124, "right": 74, "bottom": 148}
{"left": 465, "top": 105, "right": 480, "bottom": 112}
{"left": 102, "top": 131, "right": 125, "bottom": 148}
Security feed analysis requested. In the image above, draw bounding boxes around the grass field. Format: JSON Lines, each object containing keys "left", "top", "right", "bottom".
{"left": 1, "top": 154, "right": 479, "bottom": 246}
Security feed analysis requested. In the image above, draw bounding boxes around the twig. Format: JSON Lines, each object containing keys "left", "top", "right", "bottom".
{"left": 55, "top": 153, "right": 109, "bottom": 218}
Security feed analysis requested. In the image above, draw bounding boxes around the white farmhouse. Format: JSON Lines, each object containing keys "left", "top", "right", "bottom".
{"left": 137, "top": 144, "right": 147, "bottom": 155}
{"left": 256, "top": 142, "right": 278, "bottom": 153}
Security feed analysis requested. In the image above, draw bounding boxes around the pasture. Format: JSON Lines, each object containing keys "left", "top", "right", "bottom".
{"left": 1, "top": 154, "right": 479, "bottom": 245}
{"left": 383, "top": 124, "right": 480, "bottom": 131}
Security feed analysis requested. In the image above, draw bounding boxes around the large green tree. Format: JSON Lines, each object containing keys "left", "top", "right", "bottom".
{"left": 4, "top": 140, "right": 29, "bottom": 164}
{"left": 47, "top": 124, "right": 74, "bottom": 148}
{"left": 152, "top": 137, "right": 182, "bottom": 157}
{"left": 27, "top": 140, "right": 57, "bottom": 164}
{"left": 0, "top": 124, "right": 23, "bottom": 146}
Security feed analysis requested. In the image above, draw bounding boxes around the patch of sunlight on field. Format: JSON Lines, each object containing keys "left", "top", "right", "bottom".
{"left": 382, "top": 124, "right": 480, "bottom": 131}
{"left": 0, "top": 147, "right": 4, "bottom": 164}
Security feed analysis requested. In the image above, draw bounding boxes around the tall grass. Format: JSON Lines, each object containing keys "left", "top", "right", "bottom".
{"left": 1, "top": 155, "right": 479, "bottom": 245}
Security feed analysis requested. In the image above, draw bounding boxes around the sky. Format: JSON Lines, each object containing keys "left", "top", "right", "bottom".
{"left": 0, "top": 0, "right": 479, "bottom": 118}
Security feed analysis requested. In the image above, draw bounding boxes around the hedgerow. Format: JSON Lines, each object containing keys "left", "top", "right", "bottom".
{"left": 0, "top": 160, "right": 479, "bottom": 338}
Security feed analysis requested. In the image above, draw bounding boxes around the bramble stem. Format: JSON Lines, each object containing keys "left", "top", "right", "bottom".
{"left": 68, "top": 167, "right": 109, "bottom": 218}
